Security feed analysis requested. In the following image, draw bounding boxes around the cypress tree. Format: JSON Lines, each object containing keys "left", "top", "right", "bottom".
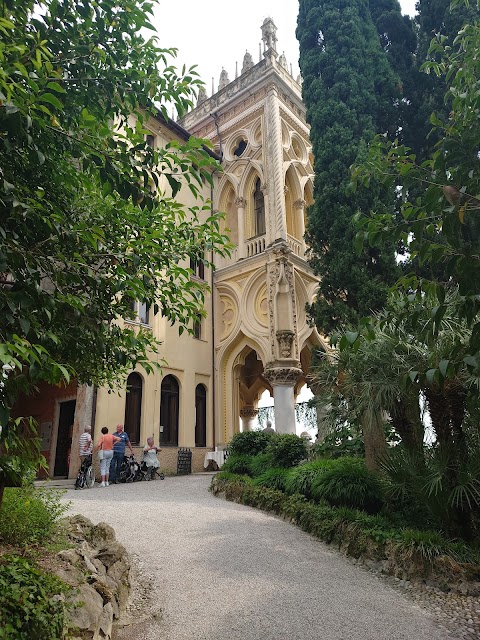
{"left": 369, "top": 0, "right": 417, "bottom": 142}
{"left": 297, "top": 0, "right": 400, "bottom": 333}
{"left": 407, "top": 0, "right": 477, "bottom": 159}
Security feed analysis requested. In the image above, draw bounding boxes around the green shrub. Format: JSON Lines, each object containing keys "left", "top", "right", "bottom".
{"left": 221, "top": 454, "right": 254, "bottom": 476}
{"left": 213, "top": 471, "right": 251, "bottom": 484}
{"left": 285, "top": 459, "right": 337, "bottom": 499}
{"left": 266, "top": 434, "right": 307, "bottom": 468}
{"left": 0, "top": 486, "right": 69, "bottom": 546}
{"left": 210, "top": 472, "right": 253, "bottom": 500}
{"left": 228, "top": 431, "right": 274, "bottom": 457}
{"left": 0, "top": 555, "right": 69, "bottom": 640}
{"left": 252, "top": 467, "right": 291, "bottom": 492}
{"left": 310, "top": 425, "right": 365, "bottom": 459}
{"left": 249, "top": 452, "right": 275, "bottom": 477}
{"left": 380, "top": 445, "right": 480, "bottom": 540}
{"left": 311, "top": 458, "right": 384, "bottom": 514}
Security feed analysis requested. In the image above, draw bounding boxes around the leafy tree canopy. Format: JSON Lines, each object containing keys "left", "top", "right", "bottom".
{"left": 297, "top": 0, "right": 400, "bottom": 333}
{"left": 0, "top": 0, "right": 231, "bottom": 427}
{"left": 352, "top": 6, "right": 480, "bottom": 385}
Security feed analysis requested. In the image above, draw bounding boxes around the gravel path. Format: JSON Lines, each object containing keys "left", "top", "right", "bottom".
{"left": 64, "top": 474, "right": 458, "bottom": 640}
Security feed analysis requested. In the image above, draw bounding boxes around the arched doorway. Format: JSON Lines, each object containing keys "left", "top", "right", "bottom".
{"left": 160, "top": 375, "right": 179, "bottom": 446}
{"left": 124, "top": 372, "right": 142, "bottom": 445}
{"left": 195, "top": 384, "right": 207, "bottom": 447}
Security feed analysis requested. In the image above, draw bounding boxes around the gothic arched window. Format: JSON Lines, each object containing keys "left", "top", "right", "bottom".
{"left": 160, "top": 375, "right": 179, "bottom": 446}
{"left": 124, "top": 373, "right": 142, "bottom": 444}
{"left": 195, "top": 384, "right": 207, "bottom": 447}
{"left": 253, "top": 178, "right": 265, "bottom": 236}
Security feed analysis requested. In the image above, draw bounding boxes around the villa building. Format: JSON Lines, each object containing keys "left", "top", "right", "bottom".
{"left": 15, "top": 19, "right": 325, "bottom": 479}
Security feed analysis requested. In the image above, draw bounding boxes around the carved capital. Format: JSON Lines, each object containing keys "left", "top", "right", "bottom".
{"left": 264, "top": 366, "right": 303, "bottom": 386}
{"left": 293, "top": 199, "right": 306, "bottom": 209}
{"left": 276, "top": 330, "right": 295, "bottom": 358}
{"left": 283, "top": 185, "right": 289, "bottom": 195}
{"left": 271, "top": 240, "right": 291, "bottom": 259}
{"left": 260, "top": 183, "right": 268, "bottom": 195}
{"left": 240, "top": 406, "right": 258, "bottom": 419}
{"left": 235, "top": 197, "right": 247, "bottom": 208}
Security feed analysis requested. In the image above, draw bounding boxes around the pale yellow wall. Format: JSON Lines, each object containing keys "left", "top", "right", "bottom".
{"left": 93, "top": 114, "right": 215, "bottom": 471}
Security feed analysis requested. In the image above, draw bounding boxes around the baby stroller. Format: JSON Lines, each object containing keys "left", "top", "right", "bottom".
{"left": 119, "top": 455, "right": 147, "bottom": 483}
{"left": 75, "top": 455, "right": 95, "bottom": 490}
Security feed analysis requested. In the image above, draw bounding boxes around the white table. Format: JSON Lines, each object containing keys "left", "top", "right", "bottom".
{"left": 203, "top": 450, "right": 226, "bottom": 469}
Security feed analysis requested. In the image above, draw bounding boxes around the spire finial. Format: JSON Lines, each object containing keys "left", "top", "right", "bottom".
{"left": 261, "top": 17, "right": 278, "bottom": 54}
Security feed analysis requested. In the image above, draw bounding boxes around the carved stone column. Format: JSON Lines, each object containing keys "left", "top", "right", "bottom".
{"left": 264, "top": 87, "right": 287, "bottom": 241}
{"left": 263, "top": 365, "right": 302, "bottom": 434}
{"left": 240, "top": 406, "right": 258, "bottom": 432}
{"left": 294, "top": 199, "right": 306, "bottom": 253}
{"left": 261, "top": 183, "right": 271, "bottom": 245}
{"left": 235, "top": 197, "right": 246, "bottom": 259}
{"left": 69, "top": 384, "right": 95, "bottom": 479}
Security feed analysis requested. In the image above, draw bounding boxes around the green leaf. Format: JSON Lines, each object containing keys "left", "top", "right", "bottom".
{"left": 345, "top": 331, "right": 359, "bottom": 345}
{"left": 438, "top": 360, "right": 449, "bottom": 377}
{"left": 46, "top": 81, "right": 66, "bottom": 94}
{"left": 463, "top": 355, "right": 478, "bottom": 369}
{"left": 38, "top": 93, "right": 63, "bottom": 110}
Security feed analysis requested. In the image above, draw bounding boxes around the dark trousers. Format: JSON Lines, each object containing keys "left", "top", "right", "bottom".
{"left": 109, "top": 451, "right": 124, "bottom": 482}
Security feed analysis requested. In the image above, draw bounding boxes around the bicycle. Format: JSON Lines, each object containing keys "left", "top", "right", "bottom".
{"left": 75, "top": 454, "right": 95, "bottom": 489}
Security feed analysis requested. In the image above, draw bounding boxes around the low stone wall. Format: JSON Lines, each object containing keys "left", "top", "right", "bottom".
{"left": 91, "top": 447, "right": 210, "bottom": 478}
{"left": 54, "top": 515, "right": 130, "bottom": 640}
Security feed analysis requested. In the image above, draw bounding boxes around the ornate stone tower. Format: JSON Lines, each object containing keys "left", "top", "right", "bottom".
{"left": 180, "top": 19, "right": 325, "bottom": 441}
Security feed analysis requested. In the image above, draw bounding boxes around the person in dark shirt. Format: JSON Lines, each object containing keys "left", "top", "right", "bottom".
{"left": 109, "top": 423, "right": 134, "bottom": 484}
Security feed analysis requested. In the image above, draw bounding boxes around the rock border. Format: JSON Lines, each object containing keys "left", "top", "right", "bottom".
{"left": 53, "top": 515, "right": 130, "bottom": 640}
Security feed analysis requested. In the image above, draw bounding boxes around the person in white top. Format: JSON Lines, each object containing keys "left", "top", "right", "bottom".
{"left": 142, "top": 437, "right": 161, "bottom": 479}
{"left": 78, "top": 425, "right": 93, "bottom": 457}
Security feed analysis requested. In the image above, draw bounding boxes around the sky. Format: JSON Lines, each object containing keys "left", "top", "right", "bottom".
{"left": 154, "top": 0, "right": 418, "bottom": 97}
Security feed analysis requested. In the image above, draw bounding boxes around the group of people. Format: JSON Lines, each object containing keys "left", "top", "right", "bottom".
{"left": 78, "top": 424, "right": 161, "bottom": 487}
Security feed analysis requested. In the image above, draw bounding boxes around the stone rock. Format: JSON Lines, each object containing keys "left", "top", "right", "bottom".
{"left": 116, "top": 581, "right": 130, "bottom": 617}
{"left": 54, "top": 564, "right": 85, "bottom": 587}
{"left": 68, "top": 583, "right": 104, "bottom": 632}
{"left": 96, "top": 542, "right": 128, "bottom": 569}
{"left": 89, "top": 522, "right": 116, "bottom": 547}
{"left": 92, "top": 558, "right": 107, "bottom": 577}
{"left": 78, "top": 549, "right": 99, "bottom": 574}
{"left": 111, "top": 596, "right": 120, "bottom": 620}
{"left": 91, "top": 578, "right": 115, "bottom": 605}
{"left": 107, "top": 558, "right": 129, "bottom": 583}
{"left": 53, "top": 515, "right": 131, "bottom": 639}
{"left": 57, "top": 549, "right": 81, "bottom": 564}
{"left": 98, "top": 602, "right": 114, "bottom": 639}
